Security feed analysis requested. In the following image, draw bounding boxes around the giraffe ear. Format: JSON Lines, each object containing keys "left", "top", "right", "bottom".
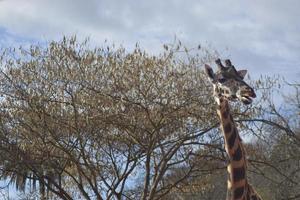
{"left": 204, "top": 64, "right": 215, "bottom": 81}
{"left": 237, "top": 70, "right": 247, "bottom": 79}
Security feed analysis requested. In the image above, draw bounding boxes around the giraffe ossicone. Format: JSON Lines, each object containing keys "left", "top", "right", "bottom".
{"left": 204, "top": 59, "right": 263, "bottom": 200}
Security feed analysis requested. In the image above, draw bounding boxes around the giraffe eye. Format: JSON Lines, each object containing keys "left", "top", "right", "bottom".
{"left": 218, "top": 78, "right": 226, "bottom": 83}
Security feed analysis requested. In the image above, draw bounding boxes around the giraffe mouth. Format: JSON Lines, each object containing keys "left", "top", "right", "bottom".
{"left": 241, "top": 96, "right": 253, "bottom": 105}
{"left": 239, "top": 89, "right": 256, "bottom": 105}
{"left": 240, "top": 92, "right": 256, "bottom": 105}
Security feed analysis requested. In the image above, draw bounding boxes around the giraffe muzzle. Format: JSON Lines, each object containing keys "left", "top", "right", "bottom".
{"left": 239, "top": 87, "right": 256, "bottom": 103}
{"left": 240, "top": 91, "right": 256, "bottom": 104}
{"left": 241, "top": 96, "right": 253, "bottom": 105}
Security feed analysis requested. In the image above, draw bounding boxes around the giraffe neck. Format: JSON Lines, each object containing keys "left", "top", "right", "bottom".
{"left": 216, "top": 97, "right": 262, "bottom": 200}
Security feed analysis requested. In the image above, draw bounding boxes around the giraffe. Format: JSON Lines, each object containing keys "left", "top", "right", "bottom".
{"left": 204, "top": 59, "right": 262, "bottom": 200}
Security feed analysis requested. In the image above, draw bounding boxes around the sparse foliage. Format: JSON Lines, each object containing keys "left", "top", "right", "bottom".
{"left": 0, "top": 37, "right": 299, "bottom": 200}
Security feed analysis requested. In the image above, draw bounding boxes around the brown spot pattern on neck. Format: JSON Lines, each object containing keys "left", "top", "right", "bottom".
{"left": 216, "top": 98, "right": 262, "bottom": 200}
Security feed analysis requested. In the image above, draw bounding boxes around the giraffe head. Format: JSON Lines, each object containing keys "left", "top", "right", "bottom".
{"left": 204, "top": 59, "right": 256, "bottom": 105}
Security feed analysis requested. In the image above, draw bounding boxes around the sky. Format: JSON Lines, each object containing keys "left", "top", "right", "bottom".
{"left": 0, "top": 0, "right": 299, "bottom": 82}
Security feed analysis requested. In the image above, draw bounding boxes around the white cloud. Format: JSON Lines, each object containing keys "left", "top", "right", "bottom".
{"left": 0, "top": 0, "right": 299, "bottom": 81}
